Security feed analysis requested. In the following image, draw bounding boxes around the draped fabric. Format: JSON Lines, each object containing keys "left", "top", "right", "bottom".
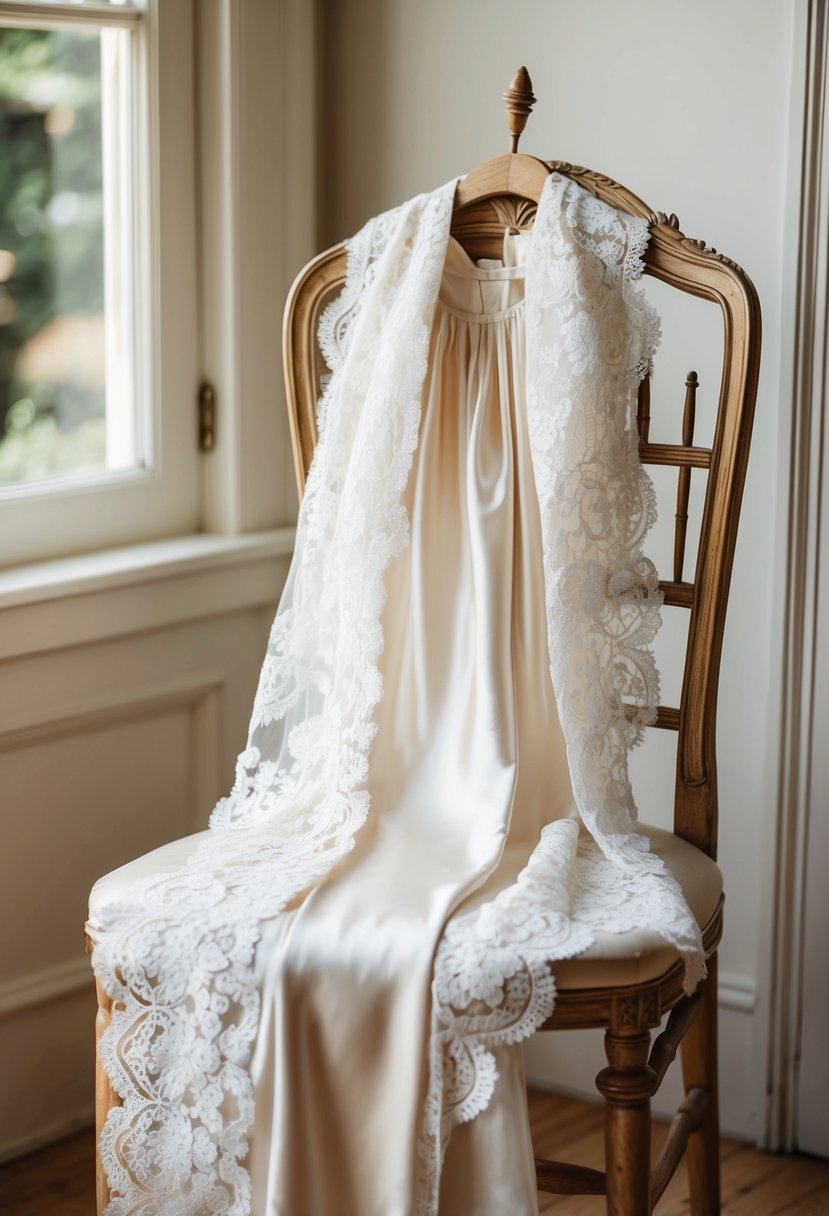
{"left": 87, "top": 173, "right": 703, "bottom": 1216}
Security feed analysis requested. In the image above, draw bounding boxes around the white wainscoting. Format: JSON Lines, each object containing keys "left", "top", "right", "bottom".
{"left": 0, "top": 531, "right": 293, "bottom": 1161}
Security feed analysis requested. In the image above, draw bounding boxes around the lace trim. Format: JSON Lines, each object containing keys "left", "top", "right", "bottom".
{"left": 90, "top": 182, "right": 458, "bottom": 1216}
{"left": 622, "top": 215, "right": 662, "bottom": 379}
{"left": 414, "top": 175, "right": 703, "bottom": 1215}
{"left": 315, "top": 214, "right": 392, "bottom": 434}
{"left": 528, "top": 176, "right": 668, "bottom": 856}
{"left": 89, "top": 171, "right": 703, "bottom": 1216}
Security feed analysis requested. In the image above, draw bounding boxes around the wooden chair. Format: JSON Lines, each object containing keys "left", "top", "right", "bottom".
{"left": 283, "top": 164, "right": 761, "bottom": 1215}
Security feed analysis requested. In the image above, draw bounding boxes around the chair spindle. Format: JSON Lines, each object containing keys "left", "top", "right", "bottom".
{"left": 637, "top": 374, "right": 651, "bottom": 443}
{"left": 673, "top": 371, "right": 698, "bottom": 584}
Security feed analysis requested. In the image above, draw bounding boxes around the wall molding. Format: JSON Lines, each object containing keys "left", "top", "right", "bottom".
{"left": 0, "top": 964, "right": 95, "bottom": 1163}
{"left": 0, "top": 528, "right": 294, "bottom": 611}
{"left": 719, "top": 972, "right": 757, "bottom": 1015}
{"left": 0, "top": 672, "right": 225, "bottom": 843}
{"left": 0, "top": 529, "right": 294, "bottom": 663}
{"left": 0, "top": 632, "right": 265, "bottom": 1163}
{"left": 0, "top": 670, "right": 223, "bottom": 751}
{"left": 0, "top": 1105, "right": 95, "bottom": 1167}
{"left": 0, "top": 669, "right": 227, "bottom": 1164}
{"left": 197, "top": 0, "right": 317, "bottom": 533}
{"left": 0, "top": 957, "right": 92, "bottom": 1021}
{"left": 765, "top": 0, "right": 829, "bottom": 1155}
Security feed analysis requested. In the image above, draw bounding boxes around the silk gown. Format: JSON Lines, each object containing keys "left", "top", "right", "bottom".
{"left": 90, "top": 230, "right": 579, "bottom": 1216}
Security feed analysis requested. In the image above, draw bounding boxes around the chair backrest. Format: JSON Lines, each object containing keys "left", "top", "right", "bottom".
{"left": 282, "top": 164, "right": 761, "bottom": 862}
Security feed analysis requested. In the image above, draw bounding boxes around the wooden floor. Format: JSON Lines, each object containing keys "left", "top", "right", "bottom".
{"left": 527, "top": 1090, "right": 829, "bottom": 1215}
{"left": 1, "top": 1090, "right": 828, "bottom": 1214}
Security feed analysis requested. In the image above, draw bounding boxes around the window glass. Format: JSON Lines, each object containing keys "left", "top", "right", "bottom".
{"left": 0, "top": 25, "right": 136, "bottom": 487}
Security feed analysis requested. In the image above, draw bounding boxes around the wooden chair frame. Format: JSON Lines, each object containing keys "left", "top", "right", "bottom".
{"left": 282, "top": 162, "right": 761, "bottom": 1215}
{"left": 87, "top": 162, "right": 759, "bottom": 1215}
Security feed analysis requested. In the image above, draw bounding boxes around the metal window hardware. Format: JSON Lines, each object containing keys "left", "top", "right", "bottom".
{"left": 198, "top": 381, "right": 216, "bottom": 451}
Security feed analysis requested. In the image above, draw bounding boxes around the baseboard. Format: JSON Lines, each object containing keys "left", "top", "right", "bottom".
{"left": 0, "top": 959, "right": 95, "bottom": 1163}
{"left": 0, "top": 1105, "right": 94, "bottom": 1166}
{"left": 719, "top": 971, "right": 757, "bottom": 1013}
{"left": 0, "top": 957, "right": 92, "bottom": 1020}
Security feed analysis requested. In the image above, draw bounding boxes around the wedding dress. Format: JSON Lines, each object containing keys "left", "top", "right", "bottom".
{"left": 87, "top": 173, "right": 705, "bottom": 1216}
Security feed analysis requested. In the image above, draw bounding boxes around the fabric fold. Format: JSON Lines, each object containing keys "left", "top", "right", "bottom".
{"left": 88, "top": 172, "right": 703, "bottom": 1216}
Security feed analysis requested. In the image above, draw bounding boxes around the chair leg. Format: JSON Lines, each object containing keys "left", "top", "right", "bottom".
{"left": 596, "top": 1025, "right": 656, "bottom": 1216}
{"left": 94, "top": 972, "right": 117, "bottom": 1216}
{"left": 680, "top": 951, "right": 721, "bottom": 1215}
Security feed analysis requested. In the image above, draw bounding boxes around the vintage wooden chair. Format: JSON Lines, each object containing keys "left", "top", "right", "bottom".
{"left": 87, "top": 76, "right": 759, "bottom": 1216}
{"left": 282, "top": 96, "right": 760, "bottom": 1216}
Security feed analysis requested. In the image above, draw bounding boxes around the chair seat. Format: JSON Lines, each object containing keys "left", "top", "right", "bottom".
{"left": 87, "top": 830, "right": 210, "bottom": 928}
{"left": 552, "top": 825, "right": 722, "bottom": 990}
{"left": 88, "top": 824, "right": 721, "bottom": 993}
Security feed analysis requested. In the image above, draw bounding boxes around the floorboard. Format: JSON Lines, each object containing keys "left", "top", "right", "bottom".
{"left": 530, "top": 1090, "right": 829, "bottom": 1215}
{"left": 1, "top": 1089, "right": 827, "bottom": 1213}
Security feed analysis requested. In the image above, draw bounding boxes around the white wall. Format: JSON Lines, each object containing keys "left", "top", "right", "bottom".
{"left": 319, "top": 0, "right": 794, "bottom": 1139}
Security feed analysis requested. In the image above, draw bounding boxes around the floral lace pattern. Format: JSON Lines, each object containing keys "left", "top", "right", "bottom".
{"left": 90, "top": 181, "right": 458, "bottom": 1215}
{"left": 413, "top": 176, "right": 703, "bottom": 1213}
{"left": 89, "top": 173, "right": 705, "bottom": 1216}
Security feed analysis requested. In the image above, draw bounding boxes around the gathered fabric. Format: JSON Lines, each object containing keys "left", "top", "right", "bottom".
{"left": 87, "top": 172, "right": 703, "bottom": 1216}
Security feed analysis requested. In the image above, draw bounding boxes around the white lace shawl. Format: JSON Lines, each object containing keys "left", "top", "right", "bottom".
{"left": 89, "top": 173, "right": 703, "bottom": 1216}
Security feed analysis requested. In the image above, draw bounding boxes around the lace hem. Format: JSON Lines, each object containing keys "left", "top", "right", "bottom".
{"left": 413, "top": 174, "right": 704, "bottom": 1215}
{"left": 89, "top": 171, "right": 704, "bottom": 1216}
{"left": 90, "top": 182, "right": 458, "bottom": 1215}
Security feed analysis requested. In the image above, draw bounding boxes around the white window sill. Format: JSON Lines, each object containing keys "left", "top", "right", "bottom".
{"left": 0, "top": 529, "right": 296, "bottom": 609}
{"left": 0, "top": 530, "right": 296, "bottom": 660}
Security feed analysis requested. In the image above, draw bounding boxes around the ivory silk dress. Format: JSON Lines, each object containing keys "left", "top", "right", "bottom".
{"left": 246, "top": 230, "right": 571, "bottom": 1215}
{"left": 90, "top": 229, "right": 574, "bottom": 1215}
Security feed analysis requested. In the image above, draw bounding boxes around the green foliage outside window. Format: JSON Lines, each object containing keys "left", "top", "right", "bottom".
{"left": 0, "top": 27, "right": 107, "bottom": 485}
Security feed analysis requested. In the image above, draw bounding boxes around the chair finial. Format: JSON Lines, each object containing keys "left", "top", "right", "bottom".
{"left": 503, "top": 66, "right": 537, "bottom": 154}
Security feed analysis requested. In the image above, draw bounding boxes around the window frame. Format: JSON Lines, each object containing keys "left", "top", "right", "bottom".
{"left": 0, "top": 0, "right": 200, "bottom": 568}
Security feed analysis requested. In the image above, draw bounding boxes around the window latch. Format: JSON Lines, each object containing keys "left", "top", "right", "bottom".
{"left": 198, "top": 381, "right": 216, "bottom": 451}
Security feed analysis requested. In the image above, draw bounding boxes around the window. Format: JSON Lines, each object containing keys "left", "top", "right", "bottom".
{"left": 0, "top": 0, "right": 199, "bottom": 567}
{"left": 0, "top": 22, "right": 137, "bottom": 485}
